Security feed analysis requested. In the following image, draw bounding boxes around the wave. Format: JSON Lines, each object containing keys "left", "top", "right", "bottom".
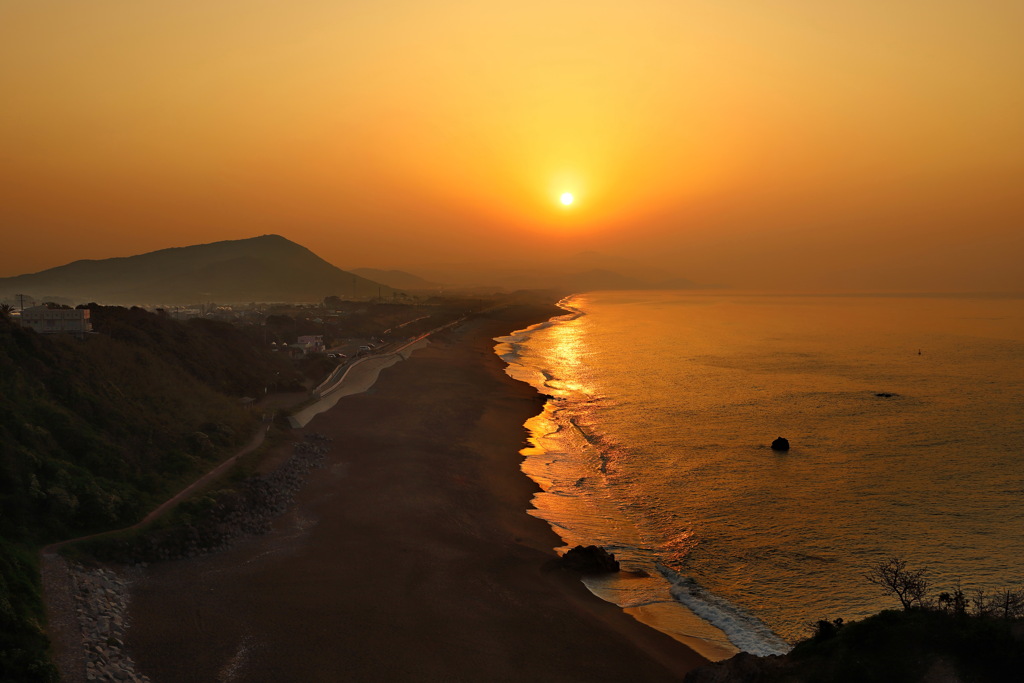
{"left": 494, "top": 296, "right": 583, "bottom": 352}
{"left": 659, "top": 566, "right": 790, "bottom": 656}
{"left": 494, "top": 296, "right": 584, "bottom": 394}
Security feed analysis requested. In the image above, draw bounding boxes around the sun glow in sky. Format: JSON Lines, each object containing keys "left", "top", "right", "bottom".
{"left": 561, "top": 193, "right": 574, "bottom": 207}
{"left": 1, "top": 0, "right": 1022, "bottom": 291}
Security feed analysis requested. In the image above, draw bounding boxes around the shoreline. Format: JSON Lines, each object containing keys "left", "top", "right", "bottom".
{"left": 120, "top": 303, "right": 708, "bottom": 681}
{"left": 503, "top": 296, "right": 790, "bottom": 659}
{"left": 496, "top": 299, "right": 749, "bottom": 661}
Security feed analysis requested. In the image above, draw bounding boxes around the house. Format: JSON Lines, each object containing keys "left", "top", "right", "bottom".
{"left": 18, "top": 306, "right": 92, "bottom": 335}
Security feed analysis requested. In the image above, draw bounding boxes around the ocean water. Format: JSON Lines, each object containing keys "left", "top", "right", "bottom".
{"left": 494, "top": 291, "right": 1024, "bottom": 660}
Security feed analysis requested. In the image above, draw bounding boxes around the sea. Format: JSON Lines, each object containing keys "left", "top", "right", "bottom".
{"left": 494, "top": 291, "right": 1024, "bottom": 660}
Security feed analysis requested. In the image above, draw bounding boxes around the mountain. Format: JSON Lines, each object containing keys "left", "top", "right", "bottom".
{"left": 556, "top": 269, "right": 647, "bottom": 291}
{"left": 0, "top": 235, "right": 397, "bottom": 306}
{"left": 408, "top": 263, "right": 707, "bottom": 293}
{"left": 349, "top": 268, "right": 441, "bottom": 291}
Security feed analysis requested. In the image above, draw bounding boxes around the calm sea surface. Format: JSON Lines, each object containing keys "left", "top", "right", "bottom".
{"left": 495, "top": 291, "right": 1024, "bottom": 659}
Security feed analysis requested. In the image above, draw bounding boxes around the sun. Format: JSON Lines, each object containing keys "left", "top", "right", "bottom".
{"left": 560, "top": 192, "right": 574, "bottom": 206}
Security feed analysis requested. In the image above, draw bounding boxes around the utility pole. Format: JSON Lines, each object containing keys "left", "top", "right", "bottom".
{"left": 17, "top": 294, "right": 27, "bottom": 311}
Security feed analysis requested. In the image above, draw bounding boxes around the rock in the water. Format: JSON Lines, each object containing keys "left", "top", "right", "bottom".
{"left": 770, "top": 437, "right": 790, "bottom": 451}
{"left": 559, "top": 545, "right": 620, "bottom": 573}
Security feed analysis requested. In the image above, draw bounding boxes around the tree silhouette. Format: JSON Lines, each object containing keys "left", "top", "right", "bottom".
{"left": 866, "top": 557, "right": 930, "bottom": 610}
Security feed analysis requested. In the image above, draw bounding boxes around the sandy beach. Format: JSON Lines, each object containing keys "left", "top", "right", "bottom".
{"left": 124, "top": 304, "right": 708, "bottom": 682}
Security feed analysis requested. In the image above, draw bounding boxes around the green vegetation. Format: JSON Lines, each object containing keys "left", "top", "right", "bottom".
{"left": 780, "top": 559, "right": 1024, "bottom": 682}
{"left": 0, "top": 307, "right": 298, "bottom": 681}
{"left": 0, "top": 540, "right": 52, "bottom": 682}
{"left": 787, "top": 608, "right": 1024, "bottom": 682}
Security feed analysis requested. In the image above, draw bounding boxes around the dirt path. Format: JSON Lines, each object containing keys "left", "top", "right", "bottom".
{"left": 39, "top": 398, "right": 293, "bottom": 683}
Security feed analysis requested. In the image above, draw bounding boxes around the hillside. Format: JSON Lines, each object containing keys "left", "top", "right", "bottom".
{"left": 686, "top": 609, "right": 1024, "bottom": 682}
{"left": 0, "top": 235, "right": 397, "bottom": 306}
{"left": 0, "top": 307, "right": 299, "bottom": 681}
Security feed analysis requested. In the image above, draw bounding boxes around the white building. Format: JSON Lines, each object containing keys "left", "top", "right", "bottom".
{"left": 19, "top": 306, "right": 92, "bottom": 335}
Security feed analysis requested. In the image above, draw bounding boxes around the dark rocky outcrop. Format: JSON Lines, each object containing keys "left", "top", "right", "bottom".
{"left": 771, "top": 437, "right": 790, "bottom": 451}
{"left": 684, "top": 652, "right": 790, "bottom": 682}
{"left": 688, "top": 608, "right": 1024, "bottom": 682}
{"left": 558, "top": 545, "right": 621, "bottom": 574}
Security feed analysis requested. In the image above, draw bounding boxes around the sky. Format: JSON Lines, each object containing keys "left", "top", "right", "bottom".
{"left": 2, "top": 0, "right": 1022, "bottom": 291}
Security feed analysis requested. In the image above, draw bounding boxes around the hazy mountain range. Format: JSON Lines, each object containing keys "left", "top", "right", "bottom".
{"left": 349, "top": 268, "right": 442, "bottom": 291}
{"left": 405, "top": 258, "right": 703, "bottom": 293}
{"left": 1, "top": 235, "right": 706, "bottom": 307}
{"left": 359, "top": 250, "right": 704, "bottom": 293}
{"left": 0, "top": 235, "right": 396, "bottom": 306}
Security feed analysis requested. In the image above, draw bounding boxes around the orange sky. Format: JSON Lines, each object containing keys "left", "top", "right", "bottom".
{"left": 2, "top": 0, "right": 1022, "bottom": 291}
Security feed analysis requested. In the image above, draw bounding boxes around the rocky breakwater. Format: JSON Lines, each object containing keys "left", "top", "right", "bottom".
{"left": 94, "top": 434, "right": 331, "bottom": 564}
{"left": 142, "top": 433, "right": 330, "bottom": 562}
{"left": 69, "top": 563, "right": 149, "bottom": 682}
{"left": 47, "top": 434, "right": 332, "bottom": 682}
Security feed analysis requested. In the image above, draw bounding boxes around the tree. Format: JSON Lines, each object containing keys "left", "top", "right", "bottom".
{"left": 265, "top": 314, "right": 293, "bottom": 328}
{"left": 993, "top": 588, "right": 1024, "bottom": 619}
{"left": 937, "top": 578, "right": 969, "bottom": 616}
{"left": 0, "top": 303, "right": 12, "bottom": 318}
{"left": 866, "top": 557, "right": 930, "bottom": 610}
{"left": 810, "top": 617, "right": 844, "bottom": 642}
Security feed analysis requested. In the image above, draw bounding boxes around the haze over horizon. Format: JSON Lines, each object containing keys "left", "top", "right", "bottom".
{"left": 2, "top": 1, "right": 1022, "bottom": 292}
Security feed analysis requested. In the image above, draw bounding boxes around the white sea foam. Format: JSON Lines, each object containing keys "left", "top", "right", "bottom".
{"left": 659, "top": 566, "right": 790, "bottom": 656}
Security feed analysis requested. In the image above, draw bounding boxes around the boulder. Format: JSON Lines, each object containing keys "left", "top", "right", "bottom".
{"left": 770, "top": 437, "right": 790, "bottom": 452}
{"left": 684, "top": 652, "right": 790, "bottom": 682}
{"left": 559, "top": 545, "right": 620, "bottom": 573}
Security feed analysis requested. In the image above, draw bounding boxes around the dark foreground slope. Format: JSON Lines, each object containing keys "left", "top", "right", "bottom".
{"left": 0, "top": 308, "right": 296, "bottom": 681}
{"left": 686, "top": 609, "right": 1024, "bottom": 683}
{"left": 0, "top": 234, "right": 396, "bottom": 305}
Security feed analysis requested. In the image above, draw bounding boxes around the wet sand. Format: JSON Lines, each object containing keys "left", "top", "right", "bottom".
{"left": 126, "top": 304, "right": 708, "bottom": 682}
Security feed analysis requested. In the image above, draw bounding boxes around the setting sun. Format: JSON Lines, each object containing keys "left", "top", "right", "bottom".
{"left": 560, "top": 192, "right": 574, "bottom": 206}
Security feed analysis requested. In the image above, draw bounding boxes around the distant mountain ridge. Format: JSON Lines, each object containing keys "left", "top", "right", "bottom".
{"left": 0, "top": 235, "right": 396, "bottom": 306}
{"left": 349, "top": 268, "right": 441, "bottom": 291}
{"left": 408, "top": 250, "right": 707, "bottom": 292}
{"left": 409, "top": 265, "right": 703, "bottom": 293}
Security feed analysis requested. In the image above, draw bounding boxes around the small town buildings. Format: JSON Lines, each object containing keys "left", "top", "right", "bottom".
{"left": 18, "top": 306, "right": 92, "bottom": 335}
